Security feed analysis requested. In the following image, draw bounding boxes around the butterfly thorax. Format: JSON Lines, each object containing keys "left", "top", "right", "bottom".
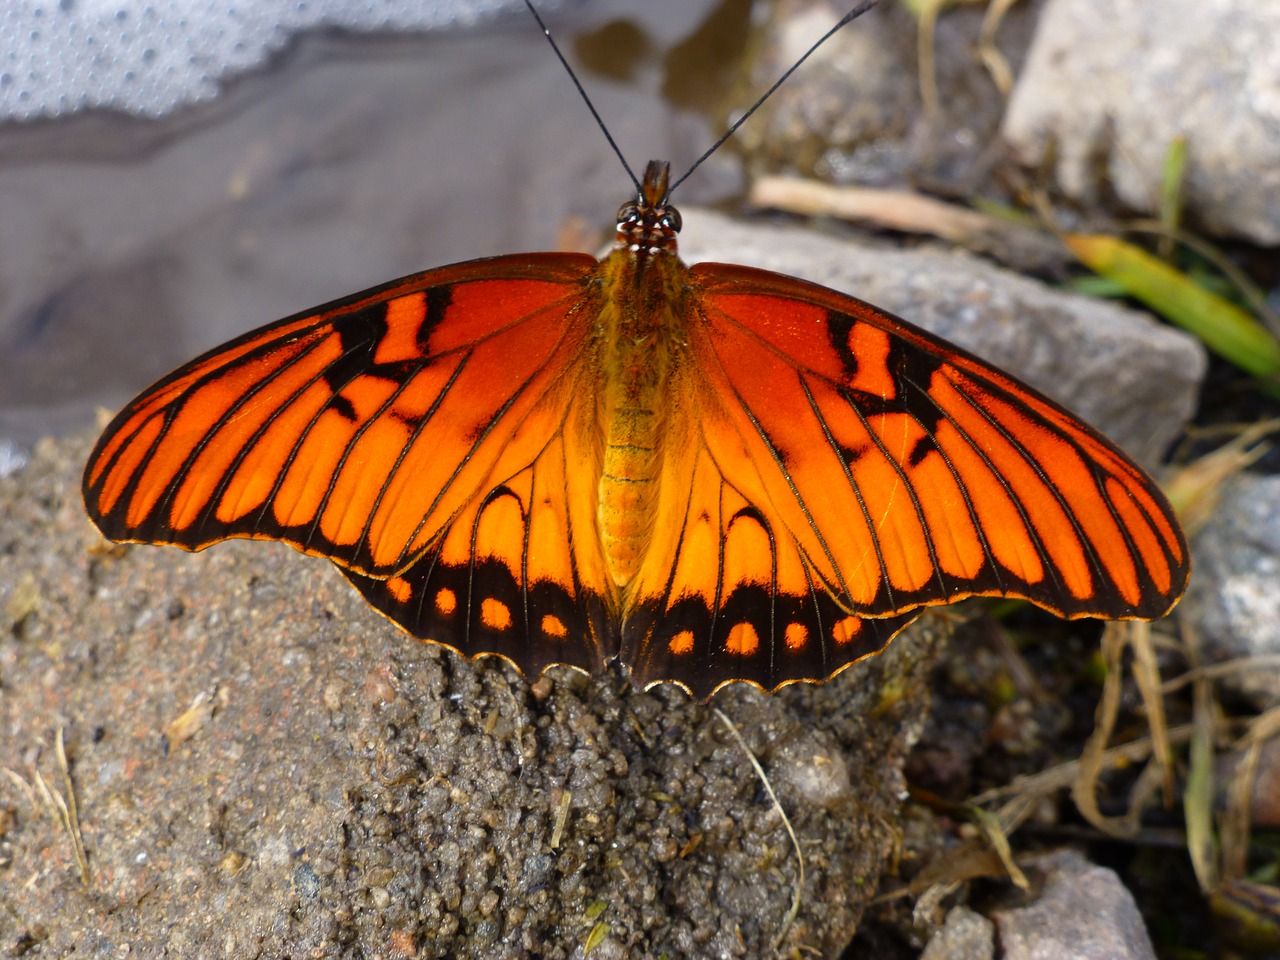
{"left": 596, "top": 161, "right": 690, "bottom": 591}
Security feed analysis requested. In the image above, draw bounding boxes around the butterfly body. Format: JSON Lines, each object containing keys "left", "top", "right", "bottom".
{"left": 84, "top": 160, "right": 1188, "bottom": 699}
{"left": 594, "top": 206, "right": 685, "bottom": 589}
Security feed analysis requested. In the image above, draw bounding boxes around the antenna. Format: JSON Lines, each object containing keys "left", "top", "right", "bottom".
{"left": 522, "top": 0, "right": 640, "bottom": 193}
{"left": 524, "top": 0, "right": 881, "bottom": 200}
{"left": 670, "top": 0, "right": 879, "bottom": 194}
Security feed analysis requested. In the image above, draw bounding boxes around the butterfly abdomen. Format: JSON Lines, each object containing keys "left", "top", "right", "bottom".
{"left": 595, "top": 248, "right": 689, "bottom": 589}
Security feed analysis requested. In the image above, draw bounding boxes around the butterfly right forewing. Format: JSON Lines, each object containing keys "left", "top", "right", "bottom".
{"left": 682, "top": 262, "right": 1187, "bottom": 621}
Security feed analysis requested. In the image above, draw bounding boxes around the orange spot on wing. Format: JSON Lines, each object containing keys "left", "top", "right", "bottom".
{"left": 784, "top": 622, "right": 808, "bottom": 652}
{"left": 725, "top": 622, "right": 759, "bottom": 657}
{"left": 373, "top": 293, "right": 428, "bottom": 364}
{"left": 833, "top": 617, "right": 862, "bottom": 645}
{"left": 842, "top": 321, "right": 895, "bottom": 398}
{"left": 435, "top": 588, "right": 457, "bottom": 616}
{"left": 481, "top": 597, "right": 512, "bottom": 631}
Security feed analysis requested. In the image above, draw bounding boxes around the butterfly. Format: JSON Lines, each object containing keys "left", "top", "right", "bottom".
{"left": 81, "top": 154, "right": 1189, "bottom": 700}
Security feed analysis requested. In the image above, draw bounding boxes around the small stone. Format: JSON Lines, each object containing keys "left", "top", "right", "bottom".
{"left": 994, "top": 850, "right": 1156, "bottom": 960}
{"left": 921, "top": 905, "right": 994, "bottom": 960}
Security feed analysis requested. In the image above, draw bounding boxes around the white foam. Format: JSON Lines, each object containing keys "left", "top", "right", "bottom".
{"left": 1, "top": 0, "right": 531, "bottom": 120}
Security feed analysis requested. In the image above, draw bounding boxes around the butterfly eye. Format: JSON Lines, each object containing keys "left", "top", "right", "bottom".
{"left": 616, "top": 200, "right": 640, "bottom": 226}
{"left": 660, "top": 206, "right": 682, "bottom": 233}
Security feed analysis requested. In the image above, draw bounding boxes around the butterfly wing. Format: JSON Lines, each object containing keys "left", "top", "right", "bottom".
{"left": 335, "top": 379, "right": 615, "bottom": 678}
{"left": 83, "top": 252, "right": 618, "bottom": 675}
{"left": 622, "top": 261, "right": 1188, "bottom": 695}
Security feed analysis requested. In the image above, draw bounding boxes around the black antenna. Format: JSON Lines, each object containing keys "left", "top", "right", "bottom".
{"left": 522, "top": 0, "right": 641, "bottom": 194}
{"left": 669, "top": 0, "right": 879, "bottom": 195}
{"left": 524, "top": 0, "right": 880, "bottom": 200}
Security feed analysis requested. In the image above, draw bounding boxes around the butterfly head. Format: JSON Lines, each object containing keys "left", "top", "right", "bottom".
{"left": 615, "top": 160, "right": 682, "bottom": 255}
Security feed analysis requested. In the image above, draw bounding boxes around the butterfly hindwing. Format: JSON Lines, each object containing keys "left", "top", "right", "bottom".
{"left": 620, "top": 434, "right": 921, "bottom": 694}
{"left": 337, "top": 387, "right": 616, "bottom": 678}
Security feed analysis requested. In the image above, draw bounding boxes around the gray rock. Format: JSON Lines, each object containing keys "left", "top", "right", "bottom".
{"left": 679, "top": 208, "right": 1205, "bottom": 471}
{"left": 995, "top": 849, "right": 1157, "bottom": 960}
{"left": 0, "top": 434, "right": 943, "bottom": 958}
{"left": 1184, "top": 473, "right": 1280, "bottom": 706}
{"left": 736, "top": 1, "right": 917, "bottom": 179}
{"left": 921, "top": 905, "right": 995, "bottom": 960}
{"left": 1003, "top": 0, "right": 1280, "bottom": 244}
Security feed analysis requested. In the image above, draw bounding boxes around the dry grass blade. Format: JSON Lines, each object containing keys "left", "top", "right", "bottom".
{"left": 550, "top": 789, "right": 572, "bottom": 849}
{"left": 1222, "top": 739, "right": 1260, "bottom": 882}
{"left": 1069, "top": 622, "right": 1176, "bottom": 834}
{"left": 972, "top": 723, "right": 1196, "bottom": 808}
{"left": 714, "top": 708, "right": 804, "bottom": 954}
{"left": 968, "top": 806, "right": 1028, "bottom": 890}
{"left": 904, "top": 0, "right": 1020, "bottom": 117}
{"left": 1161, "top": 655, "right": 1280, "bottom": 695}
{"left": 1127, "top": 622, "right": 1175, "bottom": 805}
{"left": 22, "top": 730, "right": 90, "bottom": 886}
{"left": 911, "top": 0, "right": 945, "bottom": 117}
{"left": 749, "top": 177, "right": 987, "bottom": 237}
{"left": 56, "top": 728, "right": 90, "bottom": 886}
{"left": 1164, "top": 418, "right": 1278, "bottom": 537}
{"left": 1071, "top": 623, "right": 1132, "bottom": 836}
{"left": 976, "top": 0, "right": 1021, "bottom": 96}
{"left": 1233, "top": 705, "right": 1280, "bottom": 752}
{"left": 747, "top": 177, "right": 1061, "bottom": 270}
{"left": 1182, "top": 620, "right": 1220, "bottom": 894}
{"left": 2, "top": 768, "right": 37, "bottom": 810}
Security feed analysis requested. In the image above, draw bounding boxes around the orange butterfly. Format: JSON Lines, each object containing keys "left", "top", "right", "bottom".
{"left": 82, "top": 158, "right": 1188, "bottom": 699}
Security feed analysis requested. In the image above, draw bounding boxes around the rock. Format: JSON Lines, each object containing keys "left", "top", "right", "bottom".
{"left": 1003, "top": 0, "right": 1280, "bottom": 244}
{"left": 995, "top": 849, "right": 1157, "bottom": 960}
{"left": 1184, "top": 473, "right": 1280, "bottom": 707}
{"left": 680, "top": 208, "right": 1205, "bottom": 470}
{"left": 921, "top": 905, "right": 995, "bottom": 960}
{"left": 0, "top": 434, "right": 943, "bottom": 958}
{"left": 738, "top": 1, "right": 917, "bottom": 178}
